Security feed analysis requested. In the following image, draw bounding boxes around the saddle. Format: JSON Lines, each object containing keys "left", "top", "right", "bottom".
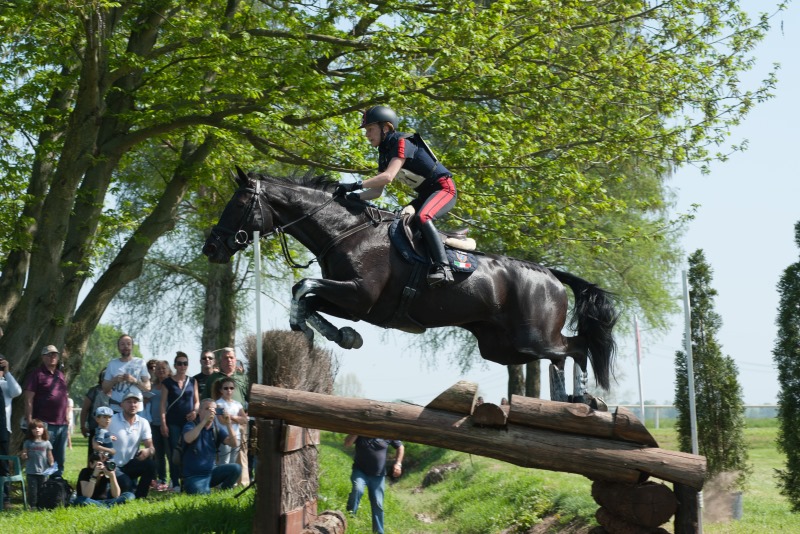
{"left": 389, "top": 216, "right": 479, "bottom": 273}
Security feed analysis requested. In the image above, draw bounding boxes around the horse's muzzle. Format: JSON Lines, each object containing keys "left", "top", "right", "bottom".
{"left": 202, "top": 237, "right": 232, "bottom": 264}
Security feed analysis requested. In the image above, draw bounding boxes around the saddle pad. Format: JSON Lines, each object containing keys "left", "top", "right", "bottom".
{"left": 446, "top": 248, "right": 479, "bottom": 273}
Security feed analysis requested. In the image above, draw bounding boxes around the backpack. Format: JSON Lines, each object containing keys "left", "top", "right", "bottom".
{"left": 37, "top": 477, "right": 74, "bottom": 509}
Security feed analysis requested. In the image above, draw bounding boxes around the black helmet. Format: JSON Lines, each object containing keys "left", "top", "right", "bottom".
{"left": 360, "top": 105, "right": 398, "bottom": 129}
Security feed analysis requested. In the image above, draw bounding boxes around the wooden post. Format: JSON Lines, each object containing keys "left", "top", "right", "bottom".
{"left": 674, "top": 483, "right": 700, "bottom": 534}
{"left": 254, "top": 419, "right": 283, "bottom": 533}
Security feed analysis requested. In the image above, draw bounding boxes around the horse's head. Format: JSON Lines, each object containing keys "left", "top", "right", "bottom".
{"left": 203, "top": 167, "right": 271, "bottom": 264}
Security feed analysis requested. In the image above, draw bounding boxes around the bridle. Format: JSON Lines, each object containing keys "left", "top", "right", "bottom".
{"left": 208, "top": 177, "right": 390, "bottom": 269}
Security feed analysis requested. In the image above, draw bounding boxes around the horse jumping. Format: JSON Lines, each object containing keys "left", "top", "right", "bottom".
{"left": 202, "top": 169, "right": 619, "bottom": 399}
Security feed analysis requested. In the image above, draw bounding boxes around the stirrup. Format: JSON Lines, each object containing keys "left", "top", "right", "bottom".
{"left": 427, "top": 265, "right": 453, "bottom": 287}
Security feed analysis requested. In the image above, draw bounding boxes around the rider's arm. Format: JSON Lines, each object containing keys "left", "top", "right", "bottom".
{"left": 362, "top": 157, "right": 405, "bottom": 191}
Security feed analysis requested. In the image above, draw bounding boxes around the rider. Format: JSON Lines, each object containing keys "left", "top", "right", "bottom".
{"left": 336, "top": 105, "right": 457, "bottom": 286}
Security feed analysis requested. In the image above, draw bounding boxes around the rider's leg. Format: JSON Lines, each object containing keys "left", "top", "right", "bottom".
{"left": 416, "top": 177, "right": 457, "bottom": 286}
{"left": 420, "top": 219, "right": 453, "bottom": 286}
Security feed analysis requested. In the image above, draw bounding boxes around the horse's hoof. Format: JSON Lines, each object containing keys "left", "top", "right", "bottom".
{"left": 338, "top": 327, "right": 363, "bottom": 350}
{"left": 589, "top": 395, "right": 608, "bottom": 412}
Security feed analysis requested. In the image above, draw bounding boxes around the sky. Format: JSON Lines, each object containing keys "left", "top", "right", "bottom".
{"left": 132, "top": 1, "right": 797, "bottom": 408}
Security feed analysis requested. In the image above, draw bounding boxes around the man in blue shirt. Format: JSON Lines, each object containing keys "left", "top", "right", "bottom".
{"left": 344, "top": 434, "right": 405, "bottom": 534}
{"left": 181, "top": 398, "right": 241, "bottom": 495}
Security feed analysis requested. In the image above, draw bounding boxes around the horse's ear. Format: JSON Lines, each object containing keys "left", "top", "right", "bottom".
{"left": 235, "top": 166, "right": 249, "bottom": 186}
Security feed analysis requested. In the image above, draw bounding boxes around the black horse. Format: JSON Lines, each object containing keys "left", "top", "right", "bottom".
{"left": 203, "top": 169, "right": 619, "bottom": 398}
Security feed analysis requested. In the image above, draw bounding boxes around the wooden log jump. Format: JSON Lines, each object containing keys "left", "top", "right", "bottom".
{"left": 248, "top": 382, "right": 706, "bottom": 490}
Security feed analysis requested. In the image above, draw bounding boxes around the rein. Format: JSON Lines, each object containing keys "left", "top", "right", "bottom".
{"left": 257, "top": 182, "right": 391, "bottom": 269}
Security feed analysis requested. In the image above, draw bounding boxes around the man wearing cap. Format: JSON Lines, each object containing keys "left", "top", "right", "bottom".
{"left": 23, "top": 345, "right": 69, "bottom": 478}
{"left": 108, "top": 390, "right": 156, "bottom": 498}
{"left": 102, "top": 334, "right": 151, "bottom": 414}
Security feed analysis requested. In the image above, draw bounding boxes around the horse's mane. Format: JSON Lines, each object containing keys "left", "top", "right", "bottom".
{"left": 254, "top": 172, "right": 339, "bottom": 194}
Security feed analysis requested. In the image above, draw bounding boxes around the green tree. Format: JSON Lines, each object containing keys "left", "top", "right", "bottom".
{"left": 774, "top": 221, "right": 800, "bottom": 511}
{"left": 674, "top": 250, "right": 750, "bottom": 487}
{"left": 0, "top": 1, "right": 785, "bottom": 413}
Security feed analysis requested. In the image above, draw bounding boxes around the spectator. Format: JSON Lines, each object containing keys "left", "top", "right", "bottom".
{"left": 108, "top": 391, "right": 156, "bottom": 499}
{"left": 0, "top": 334, "right": 23, "bottom": 509}
{"left": 214, "top": 377, "right": 247, "bottom": 469}
{"left": 344, "top": 435, "right": 404, "bottom": 534}
{"left": 80, "top": 368, "right": 110, "bottom": 464}
{"left": 160, "top": 351, "right": 199, "bottom": 492}
{"left": 146, "top": 359, "right": 158, "bottom": 381}
{"left": 75, "top": 451, "right": 135, "bottom": 508}
{"left": 194, "top": 350, "right": 216, "bottom": 400}
{"left": 20, "top": 419, "right": 54, "bottom": 510}
{"left": 102, "top": 334, "right": 150, "bottom": 414}
{"left": 207, "top": 347, "right": 250, "bottom": 483}
{"left": 181, "top": 398, "right": 241, "bottom": 495}
{"left": 92, "top": 406, "right": 116, "bottom": 458}
{"left": 23, "top": 345, "right": 69, "bottom": 477}
{"left": 148, "top": 360, "right": 170, "bottom": 492}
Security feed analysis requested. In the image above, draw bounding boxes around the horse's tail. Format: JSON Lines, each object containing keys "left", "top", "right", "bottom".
{"left": 549, "top": 268, "right": 619, "bottom": 390}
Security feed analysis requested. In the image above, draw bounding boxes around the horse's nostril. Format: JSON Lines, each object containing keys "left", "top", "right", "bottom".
{"left": 203, "top": 243, "right": 216, "bottom": 256}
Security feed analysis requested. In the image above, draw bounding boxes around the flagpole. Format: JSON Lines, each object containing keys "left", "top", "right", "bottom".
{"left": 254, "top": 231, "right": 263, "bottom": 385}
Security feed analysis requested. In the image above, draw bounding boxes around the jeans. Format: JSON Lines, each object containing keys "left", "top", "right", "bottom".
{"left": 73, "top": 491, "right": 135, "bottom": 508}
{"left": 26, "top": 474, "right": 47, "bottom": 509}
{"left": 46, "top": 424, "right": 67, "bottom": 478}
{"left": 183, "top": 464, "right": 241, "bottom": 495}
{"left": 151, "top": 425, "right": 168, "bottom": 482}
{"left": 116, "top": 456, "right": 156, "bottom": 499}
{"left": 347, "top": 467, "right": 386, "bottom": 534}
{"left": 166, "top": 423, "right": 184, "bottom": 486}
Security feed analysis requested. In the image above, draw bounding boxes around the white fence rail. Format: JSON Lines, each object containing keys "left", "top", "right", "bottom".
{"left": 608, "top": 404, "right": 779, "bottom": 429}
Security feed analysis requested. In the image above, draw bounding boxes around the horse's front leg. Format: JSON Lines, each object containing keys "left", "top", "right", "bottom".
{"left": 291, "top": 277, "right": 376, "bottom": 350}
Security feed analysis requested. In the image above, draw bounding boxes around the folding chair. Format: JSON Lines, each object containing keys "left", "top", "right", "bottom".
{"left": 0, "top": 454, "right": 28, "bottom": 510}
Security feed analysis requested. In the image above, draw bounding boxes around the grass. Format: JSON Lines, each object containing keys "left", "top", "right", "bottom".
{"left": 1, "top": 420, "right": 797, "bottom": 533}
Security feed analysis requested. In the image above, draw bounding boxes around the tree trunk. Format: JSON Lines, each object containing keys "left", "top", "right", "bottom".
{"left": 202, "top": 260, "right": 237, "bottom": 351}
{"left": 507, "top": 364, "right": 525, "bottom": 400}
{"left": 526, "top": 360, "right": 541, "bottom": 398}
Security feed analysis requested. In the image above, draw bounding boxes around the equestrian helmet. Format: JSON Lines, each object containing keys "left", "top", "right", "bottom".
{"left": 360, "top": 105, "right": 398, "bottom": 129}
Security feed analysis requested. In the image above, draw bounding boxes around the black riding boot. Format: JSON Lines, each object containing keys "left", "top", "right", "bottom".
{"left": 420, "top": 220, "right": 454, "bottom": 287}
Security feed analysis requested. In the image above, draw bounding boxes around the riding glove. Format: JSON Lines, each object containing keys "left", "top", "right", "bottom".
{"left": 334, "top": 180, "right": 362, "bottom": 197}
{"left": 345, "top": 192, "right": 361, "bottom": 202}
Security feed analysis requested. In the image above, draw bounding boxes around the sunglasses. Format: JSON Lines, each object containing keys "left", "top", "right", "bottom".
{"left": 175, "top": 361, "right": 189, "bottom": 366}
{"left": 222, "top": 386, "right": 235, "bottom": 390}
{"left": 201, "top": 357, "right": 214, "bottom": 361}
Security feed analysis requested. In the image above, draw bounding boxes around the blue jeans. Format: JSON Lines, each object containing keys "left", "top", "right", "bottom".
{"left": 166, "top": 423, "right": 184, "bottom": 486}
{"left": 73, "top": 491, "right": 135, "bottom": 508}
{"left": 347, "top": 467, "right": 386, "bottom": 534}
{"left": 183, "top": 464, "right": 241, "bottom": 495}
{"left": 46, "top": 424, "right": 67, "bottom": 478}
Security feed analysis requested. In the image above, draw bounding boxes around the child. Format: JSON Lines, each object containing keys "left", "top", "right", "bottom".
{"left": 20, "top": 419, "right": 54, "bottom": 509}
{"left": 92, "top": 406, "right": 116, "bottom": 458}
{"left": 214, "top": 377, "right": 247, "bottom": 466}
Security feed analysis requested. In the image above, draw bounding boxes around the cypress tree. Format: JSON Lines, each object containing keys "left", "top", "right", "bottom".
{"left": 674, "top": 250, "right": 750, "bottom": 487}
{"left": 774, "top": 221, "right": 800, "bottom": 512}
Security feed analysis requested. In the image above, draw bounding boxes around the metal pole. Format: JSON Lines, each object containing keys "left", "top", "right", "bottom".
{"left": 635, "top": 315, "right": 645, "bottom": 425}
{"left": 682, "top": 269, "right": 703, "bottom": 533}
{"left": 254, "top": 231, "right": 263, "bottom": 386}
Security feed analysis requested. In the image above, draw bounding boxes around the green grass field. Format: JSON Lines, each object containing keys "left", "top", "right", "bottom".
{"left": 0, "top": 419, "right": 797, "bottom": 533}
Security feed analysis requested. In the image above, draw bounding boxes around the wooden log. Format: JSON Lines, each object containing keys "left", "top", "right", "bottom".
{"left": 425, "top": 380, "right": 478, "bottom": 414}
{"left": 249, "top": 385, "right": 706, "bottom": 489}
{"left": 596, "top": 507, "right": 671, "bottom": 534}
{"left": 591, "top": 480, "right": 677, "bottom": 528}
{"left": 508, "top": 395, "right": 658, "bottom": 447}
{"left": 300, "top": 511, "right": 347, "bottom": 534}
{"left": 471, "top": 402, "right": 508, "bottom": 427}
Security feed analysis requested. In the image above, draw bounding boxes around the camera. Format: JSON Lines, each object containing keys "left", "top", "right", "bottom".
{"left": 105, "top": 459, "right": 116, "bottom": 471}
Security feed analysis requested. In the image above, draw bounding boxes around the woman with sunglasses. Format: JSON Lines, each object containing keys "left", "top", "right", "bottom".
{"left": 214, "top": 377, "right": 247, "bottom": 467}
{"left": 159, "top": 351, "right": 199, "bottom": 492}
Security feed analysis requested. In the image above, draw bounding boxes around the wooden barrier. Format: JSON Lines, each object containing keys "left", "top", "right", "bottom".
{"left": 249, "top": 381, "right": 706, "bottom": 533}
